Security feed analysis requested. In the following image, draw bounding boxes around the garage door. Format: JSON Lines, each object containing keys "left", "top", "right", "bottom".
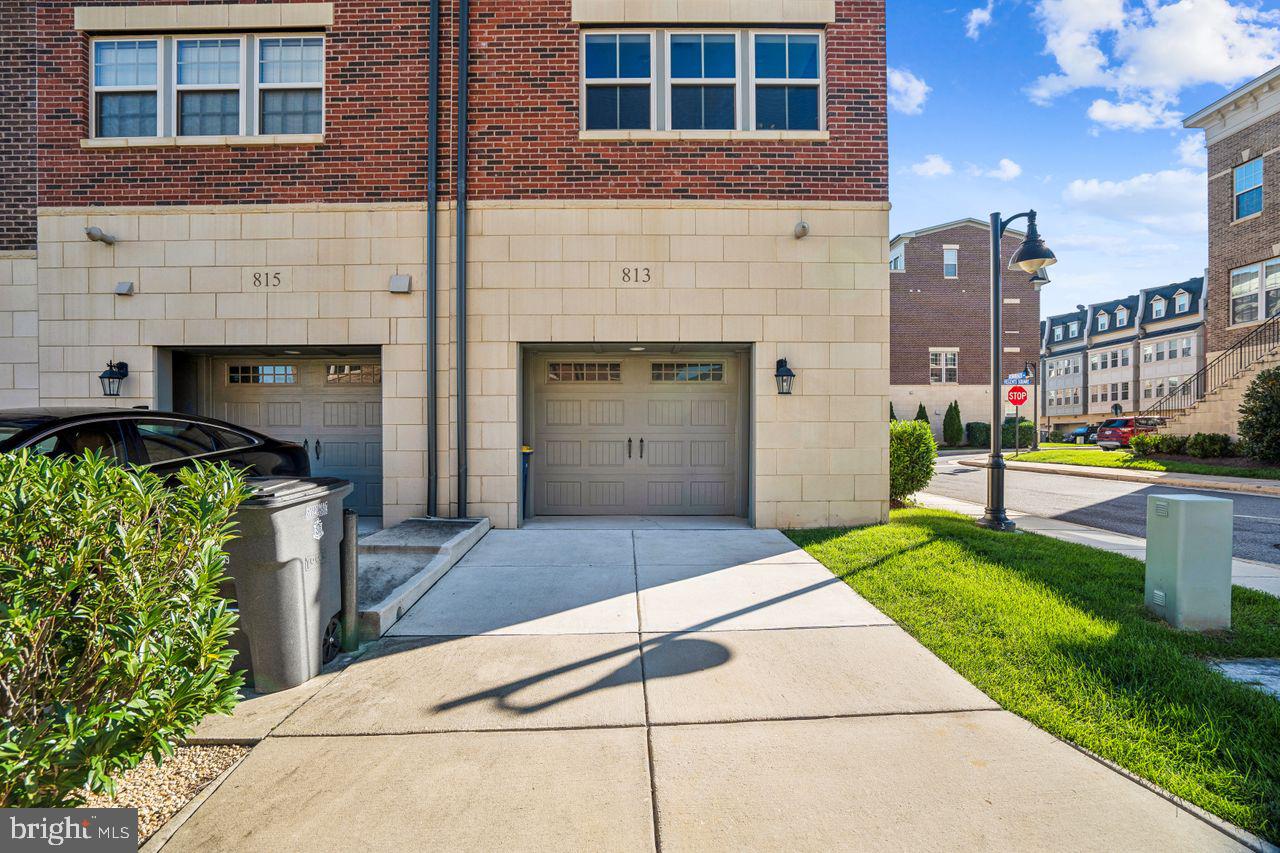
{"left": 529, "top": 354, "right": 746, "bottom": 516}
{"left": 210, "top": 358, "right": 383, "bottom": 517}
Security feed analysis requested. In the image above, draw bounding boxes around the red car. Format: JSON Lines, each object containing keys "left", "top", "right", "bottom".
{"left": 1096, "top": 416, "right": 1165, "bottom": 450}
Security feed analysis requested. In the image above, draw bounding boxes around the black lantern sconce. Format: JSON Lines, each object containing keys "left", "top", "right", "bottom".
{"left": 99, "top": 361, "right": 129, "bottom": 397}
{"left": 774, "top": 358, "right": 796, "bottom": 395}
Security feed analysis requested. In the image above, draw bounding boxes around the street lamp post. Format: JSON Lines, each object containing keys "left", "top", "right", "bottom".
{"left": 978, "top": 210, "right": 1056, "bottom": 532}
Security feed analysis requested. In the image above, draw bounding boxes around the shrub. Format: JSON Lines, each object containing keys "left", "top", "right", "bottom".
{"left": 890, "top": 419, "right": 937, "bottom": 503}
{"left": 1048, "top": 430, "right": 1065, "bottom": 443}
{"left": 1153, "top": 433, "right": 1188, "bottom": 455}
{"left": 1001, "top": 419, "right": 1036, "bottom": 449}
{"left": 914, "top": 403, "right": 930, "bottom": 425}
{"left": 0, "top": 452, "right": 251, "bottom": 807}
{"left": 966, "top": 421, "right": 990, "bottom": 448}
{"left": 942, "top": 401, "right": 964, "bottom": 447}
{"left": 1186, "top": 432, "right": 1233, "bottom": 459}
{"left": 889, "top": 402, "right": 897, "bottom": 422}
{"left": 1239, "top": 365, "right": 1280, "bottom": 463}
{"left": 1128, "top": 433, "right": 1159, "bottom": 457}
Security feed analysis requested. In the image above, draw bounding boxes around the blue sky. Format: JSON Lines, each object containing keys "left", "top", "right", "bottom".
{"left": 887, "top": 0, "right": 1280, "bottom": 316}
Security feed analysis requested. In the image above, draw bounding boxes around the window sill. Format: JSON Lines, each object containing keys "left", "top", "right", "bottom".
{"left": 81, "top": 134, "right": 324, "bottom": 149}
{"left": 1227, "top": 318, "right": 1264, "bottom": 331}
{"left": 1232, "top": 211, "right": 1263, "bottom": 225}
{"left": 578, "top": 130, "right": 830, "bottom": 142}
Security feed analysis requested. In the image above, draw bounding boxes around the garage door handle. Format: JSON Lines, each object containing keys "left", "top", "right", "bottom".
{"left": 627, "top": 438, "right": 632, "bottom": 459}
{"left": 315, "top": 439, "right": 322, "bottom": 460}
{"left": 303, "top": 439, "right": 309, "bottom": 454}
{"left": 639, "top": 438, "right": 644, "bottom": 459}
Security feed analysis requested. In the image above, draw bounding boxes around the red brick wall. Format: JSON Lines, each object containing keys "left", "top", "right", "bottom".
{"left": 1, "top": 0, "right": 36, "bottom": 250}
{"left": 1205, "top": 114, "right": 1280, "bottom": 353}
{"left": 890, "top": 224, "right": 1042, "bottom": 385}
{"left": 38, "top": 0, "right": 886, "bottom": 206}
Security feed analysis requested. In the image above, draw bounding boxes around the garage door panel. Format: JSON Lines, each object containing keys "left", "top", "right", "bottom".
{"left": 323, "top": 401, "right": 363, "bottom": 428}
{"left": 647, "top": 400, "right": 685, "bottom": 427}
{"left": 545, "top": 440, "right": 583, "bottom": 467}
{"left": 545, "top": 399, "right": 582, "bottom": 426}
{"left": 645, "top": 440, "right": 683, "bottom": 467}
{"left": 691, "top": 399, "right": 726, "bottom": 427}
{"left": 266, "top": 402, "right": 301, "bottom": 428}
{"left": 588, "top": 399, "right": 625, "bottom": 426}
{"left": 589, "top": 440, "right": 626, "bottom": 467}
{"left": 225, "top": 402, "right": 260, "bottom": 427}
{"left": 691, "top": 439, "right": 727, "bottom": 468}
{"left": 589, "top": 481, "right": 626, "bottom": 508}
{"left": 690, "top": 480, "right": 729, "bottom": 509}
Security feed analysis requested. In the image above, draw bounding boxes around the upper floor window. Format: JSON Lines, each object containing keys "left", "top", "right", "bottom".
{"left": 583, "top": 32, "right": 653, "bottom": 130}
{"left": 1229, "top": 257, "right": 1280, "bottom": 326}
{"left": 1151, "top": 297, "right": 1166, "bottom": 319}
{"left": 942, "top": 247, "right": 958, "bottom": 278}
{"left": 91, "top": 34, "right": 324, "bottom": 139}
{"left": 1115, "top": 306, "right": 1128, "bottom": 326}
{"left": 929, "top": 349, "right": 958, "bottom": 384}
{"left": 1068, "top": 321, "right": 1079, "bottom": 337}
{"left": 751, "top": 32, "right": 822, "bottom": 130}
{"left": 1234, "top": 158, "right": 1263, "bottom": 220}
{"left": 668, "top": 33, "right": 737, "bottom": 130}
{"left": 1175, "top": 291, "right": 1190, "bottom": 313}
{"left": 1097, "top": 312, "right": 1109, "bottom": 331}
{"left": 1053, "top": 326, "right": 1063, "bottom": 341}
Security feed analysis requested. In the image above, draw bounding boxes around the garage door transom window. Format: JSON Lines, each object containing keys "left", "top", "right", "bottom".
{"left": 651, "top": 362, "right": 724, "bottom": 382}
{"left": 228, "top": 364, "right": 297, "bottom": 384}
{"left": 326, "top": 363, "right": 381, "bottom": 384}
{"left": 547, "top": 362, "right": 622, "bottom": 382}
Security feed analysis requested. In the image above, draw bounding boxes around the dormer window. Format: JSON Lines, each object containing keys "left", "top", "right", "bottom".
{"left": 1097, "top": 312, "right": 1109, "bottom": 331}
{"left": 1053, "top": 327, "right": 1063, "bottom": 341}
{"left": 1068, "top": 321, "right": 1079, "bottom": 337}
{"left": 1115, "top": 307, "right": 1128, "bottom": 326}
{"left": 1151, "top": 297, "right": 1166, "bottom": 319}
{"left": 1175, "top": 291, "right": 1190, "bottom": 313}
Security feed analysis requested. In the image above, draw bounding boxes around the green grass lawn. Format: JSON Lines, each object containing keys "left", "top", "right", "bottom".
{"left": 788, "top": 509, "right": 1280, "bottom": 843}
{"left": 1037, "top": 441, "right": 1100, "bottom": 450}
{"left": 1011, "top": 447, "right": 1280, "bottom": 481}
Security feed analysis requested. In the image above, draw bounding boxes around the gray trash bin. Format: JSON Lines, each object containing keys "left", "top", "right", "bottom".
{"left": 223, "top": 477, "right": 354, "bottom": 693}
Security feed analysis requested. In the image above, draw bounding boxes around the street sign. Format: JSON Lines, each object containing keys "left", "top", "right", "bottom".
{"left": 1007, "top": 386, "right": 1028, "bottom": 407}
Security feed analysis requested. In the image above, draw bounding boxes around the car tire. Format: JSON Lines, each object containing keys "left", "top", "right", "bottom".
{"left": 322, "top": 614, "right": 342, "bottom": 664}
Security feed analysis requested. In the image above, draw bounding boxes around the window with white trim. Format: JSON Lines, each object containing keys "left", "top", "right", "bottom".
{"left": 93, "top": 39, "right": 160, "bottom": 138}
{"left": 1229, "top": 257, "right": 1280, "bottom": 325}
{"left": 668, "top": 32, "right": 738, "bottom": 130}
{"left": 1053, "top": 326, "right": 1063, "bottom": 341}
{"left": 1151, "top": 297, "right": 1165, "bottom": 319}
{"left": 1234, "top": 158, "right": 1263, "bottom": 219}
{"left": 1115, "top": 306, "right": 1128, "bottom": 326}
{"left": 942, "top": 247, "right": 958, "bottom": 278}
{"left": 1096, "top": 312, "right": 1109, "bottom": 331}
{"left": 1068, "top": 321, "right": 1079, "bottom": 337}
{"left": 750, "top": 31, "right": 822, "bottom": 130}
{"left": 583, "top": 32, "right": 653, "bottom": 130}
{"left": 929, "top": 349, "right": 958, "bottom": 384}
{"left": 91, "top": 34, "right": 324, "bottom": 139}
{"left": 1174, "top": 291, "right": 1190, "bottom": 313}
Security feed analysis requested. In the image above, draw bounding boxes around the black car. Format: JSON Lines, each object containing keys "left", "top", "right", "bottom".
{"left": 0, "top": 408, "right": 309, "bottom": 477}
{"left": 1067, "top": 424, "right": 1100, "bottom": 444}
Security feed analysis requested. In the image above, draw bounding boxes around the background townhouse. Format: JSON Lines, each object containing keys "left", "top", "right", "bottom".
{"left": 17, "top": 0, "right": 891, "bottom": 530}
{"left": 1084, "top": 293, "right": 1139, "bottom": 420}
{"left": 1180, "top": 65, "right": 1280, "bottom": 435}
{"left": 1135, "top": 279, "right": 1206, "bottom": 416}
{"left": 888, "top": 218, "right": 1040, "bottom": 437}
{"left": 0, "top": 0, "right": 37, "bottom": 408}
{"left": 1040, "top": 307, "right": 1088, "bottom": 433}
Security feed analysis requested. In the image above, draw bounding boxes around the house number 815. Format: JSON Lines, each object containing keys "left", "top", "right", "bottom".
{"left": 252, "top": 271, "right": 283, "bottom": 288}
{"left": 620, "top": 267, "right": 651, "bottom": 284}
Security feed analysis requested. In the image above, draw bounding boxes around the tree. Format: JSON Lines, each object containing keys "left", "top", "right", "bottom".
{"left": 914, "top": 403, "right": 930, "bottom": 425}
{"left": 943, "top": 400, "right": 964, "bottom": 447}
{"left": 889, "top": 402, "right": 897, "bottom": 422}
{"left": 1239, "top": 365, "right": 1280, "bottom": 462}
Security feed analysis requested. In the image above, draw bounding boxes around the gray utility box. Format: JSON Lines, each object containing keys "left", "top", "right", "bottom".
{"left": 223, "top": 477, "right": 354, "bottom": 693}
{"left": 1145, "top": 494, "right": 1233, "bottom": 631}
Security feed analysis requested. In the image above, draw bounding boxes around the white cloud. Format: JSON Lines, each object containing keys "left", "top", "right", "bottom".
{"left": 969, "top": 158, "right": 1023, "bottom": 180}
{"left": 1062, "top": 168, "right": 1207, "bottom": 233}
{"left": 887, "top": 68, "right": 930, "bottom": 115}
{"left": 1177, "top": 134, "right": 1207, "bottom": 167}
{"left": 1029, "top": 0, "right": 1280, "bottom": 131}
{"left": 966, "top": 1, "right": 995, "bottom": 39}
{"left": 910, "top": 154, "right": 954, "bottom": 177}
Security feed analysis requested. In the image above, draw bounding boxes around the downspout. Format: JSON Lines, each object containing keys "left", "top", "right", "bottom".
{"left": 425, "top": 0, "right": 440, "bottom": 517}
{"left": 455, "top": 0, "right": 470, "bottom": 517}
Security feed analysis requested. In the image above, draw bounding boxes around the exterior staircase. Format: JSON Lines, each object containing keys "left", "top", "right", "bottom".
{"left": 1145, "top": 312, "right": 1280, "bottom": 438}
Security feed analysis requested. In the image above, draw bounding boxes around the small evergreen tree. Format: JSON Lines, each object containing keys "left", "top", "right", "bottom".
{"left": 889, "top": 402, "right": 897, "bottom": 422}
{"left": 943, "top": 400, "right": 964, "bottom": 447}
{"left": 914, "top": 403, "right": 930, "bottom": 425}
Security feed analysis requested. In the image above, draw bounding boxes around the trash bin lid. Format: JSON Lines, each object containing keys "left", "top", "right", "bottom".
{"left": 241, "top": 477, "right": 354, "bottom": 509}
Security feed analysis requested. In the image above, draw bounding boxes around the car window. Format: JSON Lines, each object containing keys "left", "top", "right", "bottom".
{"left": 136, "top": 420, "right": 220, "bottom": 464}
{"left": 1101, "top": 419, "right": 1128, "bottom": 428}
{"left": 29, "top": 422, "right": 128, "bottom": 462}
{"left": 207, "top": 426, "right": 257, "bottom": 450}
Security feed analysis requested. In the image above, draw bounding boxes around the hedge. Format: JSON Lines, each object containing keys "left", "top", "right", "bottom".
{"left": 890, "top": 419, "right": 937, "bottom": 503}
{"left": 1240, "top": 366, "right": 1280, "bottom": 463}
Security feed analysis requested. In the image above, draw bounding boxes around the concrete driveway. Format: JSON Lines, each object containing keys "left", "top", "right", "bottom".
{"left": 167, "top": 522, "right": 1254, "bottom": 851}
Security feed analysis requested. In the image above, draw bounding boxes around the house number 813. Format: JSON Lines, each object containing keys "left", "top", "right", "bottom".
{"left": 620, "top": 267, "right": 651, "bottom": 284}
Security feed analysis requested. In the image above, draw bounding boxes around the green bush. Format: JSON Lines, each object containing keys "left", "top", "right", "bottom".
{"left": 0, "top": 452, "right": 251, "bottom": 807}
{"left": 890, "top": 419, "right": 937, "bottom": 503}
{"left": 889, "top": 402, "right": 897, "bottom": 422}
{"left": 942, "top": 401, "right": 964, "bottom": 447}
{"left": 1000, "top": 419, "right": 1036, "bottom": 449}
{"left": 1239, "top": 365, "right": 1280, "bottom": 463}
{"left": 1153, "top": 433, "right": 1188, "bottom": 455}
{"left": 914, "top": 403, "right": 930, "bottom": 425}
{"left": 1128, "top": 433, "right": 1159, "bottom": 457}
{"left": 1186, "top": 432, "right": 1233, "bottom": 459}
{"left": 1047, "top": 430, "right": 1065, "bottom": 443}
{"left": 966, "top": 421, "right": 990, "bottom": 448}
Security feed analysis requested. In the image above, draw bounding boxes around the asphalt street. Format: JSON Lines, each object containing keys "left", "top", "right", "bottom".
{"left": 927, "top": 453, "right": 1280, "bottom": 566}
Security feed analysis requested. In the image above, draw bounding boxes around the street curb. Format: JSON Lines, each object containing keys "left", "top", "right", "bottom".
{"left": 957, "top": 458, "right": 1280, "bottom": 497}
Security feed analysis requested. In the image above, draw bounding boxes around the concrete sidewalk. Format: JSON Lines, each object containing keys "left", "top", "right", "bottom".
{"left": 916, "top": 491, "right": 1280, "bottom": 599}
{"left": 166, "top": 522, "right": 1263, "bottom": 851}
{"left": 958, "top": 456, "right": 1280, "bottom": 497}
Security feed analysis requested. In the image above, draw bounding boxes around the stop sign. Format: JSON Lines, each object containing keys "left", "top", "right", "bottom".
{"left": 1007, "top": 386, "right": 1029, "bottom": 407}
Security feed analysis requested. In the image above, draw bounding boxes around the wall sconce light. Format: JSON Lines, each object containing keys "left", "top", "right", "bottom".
{"left": 388, "top": 274, "right": 412, "bottom": 293}
{"left": 793, "top": 221, "right": 810, "bottom": 239}
{"left": 85, "top": 227, "right": 118, "bottom": 246}
{"left": 99, "top": 361, "right": 129, "bottom": 397}
{"left": 774, "top": 358, "right": 796, "bottom": 395}
{"left": 114, "top": 281, "right": 135, "bottom": 296}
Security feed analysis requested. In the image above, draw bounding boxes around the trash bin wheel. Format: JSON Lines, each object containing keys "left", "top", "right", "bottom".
{"left": 322, "top": 614, "right": 342, "bottom": 664}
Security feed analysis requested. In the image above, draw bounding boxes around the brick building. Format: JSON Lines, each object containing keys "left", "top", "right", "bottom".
{"left": 1179, "top": 66, "right": 1280, "bottom": 435}
{"left": 888, "top": 218, "right": 1041, "bottom": 436}
{"left": 0, "top": 0, "right": 37, "bottom": 406}
{"left": 9, "top": 0, "right": 891, "bottom": 528}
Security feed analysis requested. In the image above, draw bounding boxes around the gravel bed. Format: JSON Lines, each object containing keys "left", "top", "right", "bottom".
{"left": 82, "top": 744, "right": 249, "bottom": 844}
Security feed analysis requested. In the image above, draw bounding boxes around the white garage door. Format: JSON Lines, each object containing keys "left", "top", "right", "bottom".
{"left": 529, "top": 354, "right": 746, "bottom": 516}
{"left": 210, "top": 358, "right": 383, "bottom": 517}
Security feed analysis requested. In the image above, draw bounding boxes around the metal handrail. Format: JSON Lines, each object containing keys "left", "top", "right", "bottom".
{"left": 1141, "top": 310, "right": 1280, "bottom": 419}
